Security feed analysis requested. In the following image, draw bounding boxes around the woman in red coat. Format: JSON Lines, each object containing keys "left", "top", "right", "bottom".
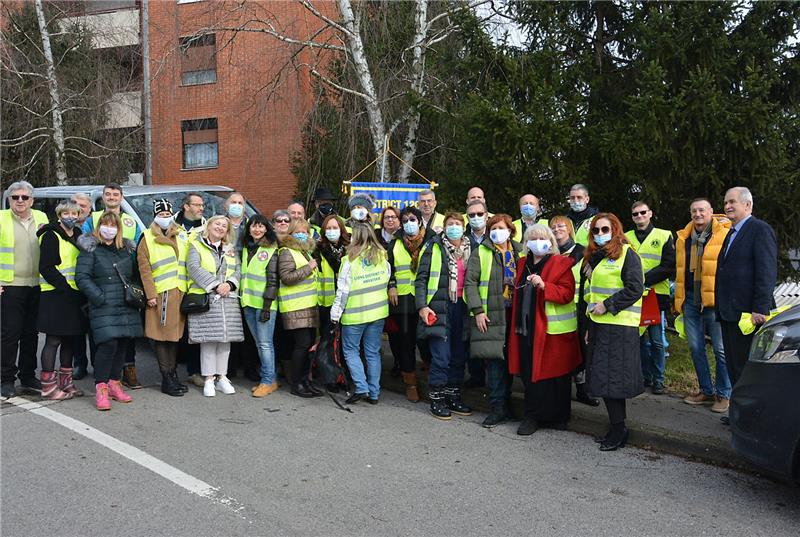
{"left": 508, "top": 224, "right": 581, "bottom": 435}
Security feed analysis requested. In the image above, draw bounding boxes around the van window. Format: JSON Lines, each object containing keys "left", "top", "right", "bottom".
{"left": 125, "top": 191, "right": 257, "bottom": 227}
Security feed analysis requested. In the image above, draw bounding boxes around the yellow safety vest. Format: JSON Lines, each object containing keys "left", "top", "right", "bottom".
{"left": 575, "top": 217, "right": 593, "bottom": 246}
{"left": 340, "top": 254, "right": 389, "bottom": 325}
{"left": 425, "top": 212, "right": 445, "bottom": 231}
{"left": 92, "top": 210, "right": 137, "bottom": 241}
{"left": 625, "top": 228, "right": 672, "bottom": 296}
{"left": 586, "top": 245, "right": 642, "bottom": 327}
{"left": 739, "top": 306, "right": 792, "bottom": 336}
{"left": 512, "top": 218, "right": 549, "bottom": 242}
{"left": 144, "top": 228, "right": 189, "bottom": 293}
{"left": 421, "top": 242, "right": 443, "bottom": 305}
{"left": 38, "top": 231, "right": 78, "bottom": 292}
{"left": 317, "top": 255, "right": 336, "bottom": 307}
{"left": 392, "top": 240, "right": 415, "bottom": 296}
{"left": 240, "top": 245, "right": 277, "bottom": 310}
{"left": 186, "top": 240, "right": 237, "bottom": 295}
{"left": 277, "top": 248, "right": 318, "bottom": 313}
{"left": 476, "top": 245, "right": 494, "bottom": 313}
{"left": 0, "top": 209, "right": 48, "bottom": 282}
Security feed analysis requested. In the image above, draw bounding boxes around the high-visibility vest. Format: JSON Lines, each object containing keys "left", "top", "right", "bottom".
{"left": 476, "top": 245, "right": 494, "bottom": 313}
{"left": 625, "top": 228, "right": 672, "bottom": 296}
{"left": 92, "top": 210, "right": 137, "bottom": 241}
{"left": 421, "top": 242, "right": 443, "bottom": 305}
{"left": 240, "top": 245, "right": 277, "bottom": 310}
{"left": 425, "top": 212, "right": 445, "bottom": 232}
{"left": 392, "top": 240, "right": 415, "bottom": 296}
{"left": 0, "top": 209, "right": 48, "bottom": 282}
{"left": 186, "top": 239, "right": 237, "bottom": 295}
{"left": 512, "top": 218, "right": 549, "bottom": 242}
{"left": 575, "top": 217, "right": 593, "bottom": 246}
{"left": 340, "top": 254, "right": 389, "bottom": 325}
{"left": 739, "top": 306, "right": 792, "bottom": 336}
{"left": 143, "top": 228, "right": 189, "bottom": 293}
{"left": 277, "top": 248, "right": 318, "bottom": 313}
{"left": 317, "top": 255, "right": 336, "bottom": 307}
{"left": 38, "top": 231, "right": 78, "bottom": 292}
{"left": 586, "top": 245, "right": 642, "bottom": 327}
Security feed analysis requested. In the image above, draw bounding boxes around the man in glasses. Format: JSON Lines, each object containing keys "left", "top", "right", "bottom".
{"left": 625, "top": 201, "right": 675, "bottom": 395}
{"left": 417, "top": 189, "right": 444, "bottom": 233}
{"left": 175, "top": 192, "right": 206, "bottom": 238}
{"left": 1, "top": 180, "right": 49, "bottom": 398}
{"left": 566, "top": 183, "right": 598, "bottom": 246}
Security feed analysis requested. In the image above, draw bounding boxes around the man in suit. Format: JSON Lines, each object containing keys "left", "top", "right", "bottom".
{"left": 715, "top": 186, "right": 778, "bottom": 388}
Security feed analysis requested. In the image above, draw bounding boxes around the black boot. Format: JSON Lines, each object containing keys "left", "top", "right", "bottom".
{"left": 303, "top": 380, "right": 324, "bottom": 397}
{"left": 291, "top": 383, "right": 315, "bottom": 398}
{"left": 428, "top": 386, "right": 451, "bottom": 420}
{"left": 170, "top": 370, "right": 188, "bottom": 393}
{"left": 444, "top": 385, "right": 472, "bottom": 416}
{"left": 575, "top": 382, "right": 599, "bottom": 406}
{"left": 482, "top": 402, "right": 508, "bottom": 428}
{"left": 161, "top": 372, "right": 184, "bottom": 397}
{"left": 599, "top": 423, "right": 629, "bottom": 451}
{"left": 517, "top": 416, "right": 538, "bottom": 436}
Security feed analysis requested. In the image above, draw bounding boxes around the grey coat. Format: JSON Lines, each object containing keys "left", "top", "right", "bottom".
{"left": 414, "top": 235, "right": 468, "bottom": 342}
{"left": 464, "top": 237, "right": 521, "bottom": 359}
{"left": 186, "top": 238, "right": 244, "bottom": 344}
{"left": 585, "top": 247, "right": 645, "bottom": 399}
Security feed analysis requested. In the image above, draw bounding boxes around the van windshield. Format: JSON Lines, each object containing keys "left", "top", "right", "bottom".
{"left": 126, "top": 191, "right": 258, "bottom": 227}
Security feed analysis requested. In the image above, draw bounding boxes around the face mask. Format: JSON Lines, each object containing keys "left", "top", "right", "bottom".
{"left": 318, "top": 203, "right": 334, "bottom": 216}
{"left": 60, "top": 217, "right": 77, "bottom": 229}
{"left": 154, "top": 216, "right": 173, "bottom": 230}
{"left": 227, "top": 204, "right": 244, "bottom": 218}
{"left": 292, "top": 232, "right": 308, "bottom": 242}
{"left": 594, "top": 233, "right": 612, "bottom": 246}
{"left": 99, "top": 225, "right": 118, "bottom": 240}
{"left": 527, "top": 239, "right": 552, "bottom": 256}
{"left": 570, "top": 201, "right": 587, "bottom": 212}
{"left": 325, "top": 229, "right": 341, "bottom": 242}
{"left": 445, "top": 225, "right": 464, "bottom": 241}
{"left": 351, "top": 207, "right": 368, "bottom": 221}
{"left": 490, "top": 228, "right": 510, "bottom": 244}
{"left": 521, "top": 204, "right": 538, "bottom": 219}
{"left": 403, "top": 221, "right": 419, "bottom": 236}
{"left": 468, "top": 215, "right": 485, "bottom": 230}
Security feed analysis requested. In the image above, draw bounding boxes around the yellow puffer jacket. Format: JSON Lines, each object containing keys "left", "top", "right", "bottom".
{"left": 674, "top": 215, "right": 731, "bottom": 313}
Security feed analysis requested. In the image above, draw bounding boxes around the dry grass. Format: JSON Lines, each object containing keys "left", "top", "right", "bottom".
{"left": 664, "top": 331, "right": 722, "bottom": 395}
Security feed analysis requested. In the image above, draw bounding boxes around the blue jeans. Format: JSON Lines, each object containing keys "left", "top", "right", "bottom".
{"left": 683, "top": 298, "right": 731, "bottom": 399}
{"left": 428, "top": 299, "right": 467, "bottom": 386}
{"left": 243, "top": 307, "right": 276, "bottom": 385}
{"left": 640, "top": 320, "right": 666, "bottom": 386}
{"left": 485, "top": 358, "right": 510, "bottom": 405}
{"left": 342, "top": 319, "right": 384, "bottom": 398}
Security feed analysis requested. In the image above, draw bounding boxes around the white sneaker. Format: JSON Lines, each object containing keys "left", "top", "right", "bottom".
{"left": 216, "top": 376, "right": 235, "bottom": 395}
{"left": 203, "top": 379, "right": 216, "bottom": 397}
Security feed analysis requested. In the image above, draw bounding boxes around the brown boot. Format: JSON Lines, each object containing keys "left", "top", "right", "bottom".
{"left": 121, "top": 365, "right": 142, "bottom": 389}
{"left": 401, "top": 372, "right": 420, "bottom": 403}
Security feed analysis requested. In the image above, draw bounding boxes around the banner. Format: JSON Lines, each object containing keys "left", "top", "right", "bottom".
{"left": 347, "top": 182, "right": 434, "bottom": 214}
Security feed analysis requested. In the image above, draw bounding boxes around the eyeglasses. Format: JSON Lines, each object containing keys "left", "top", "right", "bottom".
{"left": 592, "top": 226, "right": 611, "bottom": 235}
{"left": 467, "top": 212, "right": 485, "bottom": 218}
{"left": 384, "top": 215, "right": 398, "bottom": 220}
{"left": 418, "top": 199, "right": 434, "bottom": 205}
{"left": 189, "top": 202, "right": 205, "bottom": 208}
{"left": 10, "top": 195, "right": 31, "bottom": 201}
{"left": 274, "top": 218, "right": 290, "bottom": 224}
{"left": 551, "top": 224, "right": 568, "bottom": 230}
{"left": 631, "top": 210, "right": 649, "bottom": 217}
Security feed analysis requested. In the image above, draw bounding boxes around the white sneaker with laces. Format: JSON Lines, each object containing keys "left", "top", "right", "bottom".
{"left": 203, "top": 379, "right": 216, "bottom": 397}
{"left": 216, "top": 376, "right": 235, "bottom": 395}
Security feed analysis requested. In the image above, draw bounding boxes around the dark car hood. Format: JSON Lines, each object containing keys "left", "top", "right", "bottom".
{"left": 762, "top": 304, "right": 800, "bottom": 328}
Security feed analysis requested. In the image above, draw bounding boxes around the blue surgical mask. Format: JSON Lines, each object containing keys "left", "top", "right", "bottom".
{"left": 351, "top": 207, "right": 368, "bottom": 221}
{"left": 325, "top": 229, "right": 341, "bottom": 242}
{"left": 403, "top": 221, "right": 419, "bottom": 236}
{"left": 594, "top": 233, "right": 612, "bottom": 246}
{"left": 227, "top": 204, "right": 244, "bottom": 218}
{"left": 292, "top": 232, "right": 308, "bottom": 242}
{"left": 445, "top": 224, "right": 463, "bottom": 240}
{"left": 468, "top": 215, "right": 485, "bottom": 230}
{"left": 521, "top": 204, "right": 538, "bottom": 219}
{"left": 570, "top": 201, "right": 587, "bottom": 212}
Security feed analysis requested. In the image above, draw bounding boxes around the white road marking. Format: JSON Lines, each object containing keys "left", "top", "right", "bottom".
{"left": 6, "top": 397, "right": 248, "bottom": 519}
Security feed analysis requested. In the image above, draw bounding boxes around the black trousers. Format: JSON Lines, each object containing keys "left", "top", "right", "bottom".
{"left": 603, "top": 398, "right": 627, "bottom": 425}
{"left": 720, "top": 320, "right": 754, "bottom": 386}
{"left": 94, "top": 338, "right": 128, "bottom": 384}
{"left": 288, "top": 327, "right": 315, "bottom": 386}
{"left": 387, "top": 313, "right": 419, "bottom": 373}
{"left": 1, "top": 286, "right": 40, "bottom": 384}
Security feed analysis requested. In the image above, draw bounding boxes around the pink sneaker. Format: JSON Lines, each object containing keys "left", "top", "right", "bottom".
{"left": 95, "top": 383, "right": 111, "bottom": 411}
{"left": 108, "top": 380, "right": 133, "bottom": 403}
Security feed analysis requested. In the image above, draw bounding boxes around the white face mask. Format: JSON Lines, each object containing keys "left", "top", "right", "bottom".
{"left": 351, "top": 207, "right": 368, "bottom": 221}
{"left": 489, "top": 228, "right": 510, "bottom": 244}
{"left": 154, "top": 216, "right": 174, "bottom": 230}
{"left": 325, "top": 229, "right": 341, "bottom": 242}
{"left": 527, "top": 239, "right": 552, "bottom": 256}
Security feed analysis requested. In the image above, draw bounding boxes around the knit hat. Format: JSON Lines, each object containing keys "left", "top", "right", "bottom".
{"left": 348, "top": 192, "right": 375, "bottom": 212}
{"left": 153, "top": 198, "right": 173, "bottom": 216}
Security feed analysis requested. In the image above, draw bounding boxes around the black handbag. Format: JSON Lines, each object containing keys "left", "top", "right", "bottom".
{"left": 180, "top": 292, "right": 210, "bottom": 314}
{"left": 112, "top": 263, "right": 146, "bottom": 310}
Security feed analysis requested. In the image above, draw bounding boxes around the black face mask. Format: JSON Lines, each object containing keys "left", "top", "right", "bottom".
{"left": 318, "top": 203, "right": 335, "bottom": 216}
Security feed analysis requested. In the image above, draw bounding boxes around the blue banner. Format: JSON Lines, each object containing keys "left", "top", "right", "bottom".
{"left": 348, "top": 182, "right": 433, "bottom": 214}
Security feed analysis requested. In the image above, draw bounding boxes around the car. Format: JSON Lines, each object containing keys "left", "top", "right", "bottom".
{"left": 2, "top": 184, "right": 259, "bottom": 228}
{"left": 730, "top": 304, "right": 800, "bottom": 482}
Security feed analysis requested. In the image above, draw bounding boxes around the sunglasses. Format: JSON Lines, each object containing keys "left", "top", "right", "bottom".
{"left": 11, "top": 195, "right": 31, "bottom": 201}
{"left": 274, "top": 218, "right": 290, "bottom": 224}
{"left": 592, "top": 226, "right": 611, "bottom": 235}
{"left": 631, "top": 210, "right": 649, "bottom": 217}
{"left": 467, "top": 212, "right": 485, "bottom": 218}
{"left": 401, "top": 218, "right": 418, "bottom": 224}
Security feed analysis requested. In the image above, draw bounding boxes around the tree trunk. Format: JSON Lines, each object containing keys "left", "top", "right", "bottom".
{"left": 34, "top": 0, "right": 67, "bottom": 185}
{"left": 397, "top": 0, "right": 428, "bottom": 183}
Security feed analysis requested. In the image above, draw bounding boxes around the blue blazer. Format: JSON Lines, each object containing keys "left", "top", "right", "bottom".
{"left": 714, "top": 216, "right": 777, "bottom": 323}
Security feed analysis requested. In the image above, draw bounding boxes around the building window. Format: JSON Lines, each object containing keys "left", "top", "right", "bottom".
{"left": 182, "top": 118, "right": 218, "bottom": 169}
{"left": 180, "top": 34, "right": 216, "bottom": 86}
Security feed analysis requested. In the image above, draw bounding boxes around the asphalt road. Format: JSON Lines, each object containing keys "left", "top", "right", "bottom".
{"left": 2, "top": 351, "right": 799, "bottom": 537}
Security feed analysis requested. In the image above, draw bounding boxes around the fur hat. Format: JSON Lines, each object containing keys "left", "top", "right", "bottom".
{"left": 348, "top": 192, "right": 375, "bottom": 212}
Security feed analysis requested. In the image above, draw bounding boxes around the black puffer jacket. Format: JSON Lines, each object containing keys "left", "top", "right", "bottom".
{"left": 75, "top": 235, "right": 143, "bottom": 345}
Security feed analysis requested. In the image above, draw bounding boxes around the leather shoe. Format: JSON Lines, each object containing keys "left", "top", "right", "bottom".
{"left": 303, "top": 381, "right": 324, "bottom": 397}
{"left": 345, "top": 392, "right": 367, "bottom": 404}
{"left": 290, "top": 384, "right": 315, "bottom": 398}
{"left": 366, "top": 397, "right": 378, "bottom": 405}
{"left": 575, "top": 383, "right": 599, "bottom": 406}
{"left": 599, "top": 427, "right": 629, "bottom": 451}
{"left": 517, "top": 418, "right": 538, "bottom": 436}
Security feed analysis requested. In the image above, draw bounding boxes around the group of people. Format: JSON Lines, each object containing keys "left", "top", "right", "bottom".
{"left": 1, "top": 179, "right": 778, "bottom": 452}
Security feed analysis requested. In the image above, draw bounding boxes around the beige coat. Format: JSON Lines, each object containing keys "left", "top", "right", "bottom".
{"left": 137, "top": 223, "right": 186, "bottom": 342}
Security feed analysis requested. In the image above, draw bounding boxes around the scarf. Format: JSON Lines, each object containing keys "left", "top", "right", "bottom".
{"left": 558, "top": 238, "right": 576, "bottom": 255}
{"left": 689, "top": 224, "right": 711, "bottom": 306}
{"left": 441, "top": 237, "right": 470, "bottom": 303}
{"left": 402, "top": 231, "right": 426, "bottom": 272}
{"left": 515, "top": 255, "right": 549, "bottom": 337}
